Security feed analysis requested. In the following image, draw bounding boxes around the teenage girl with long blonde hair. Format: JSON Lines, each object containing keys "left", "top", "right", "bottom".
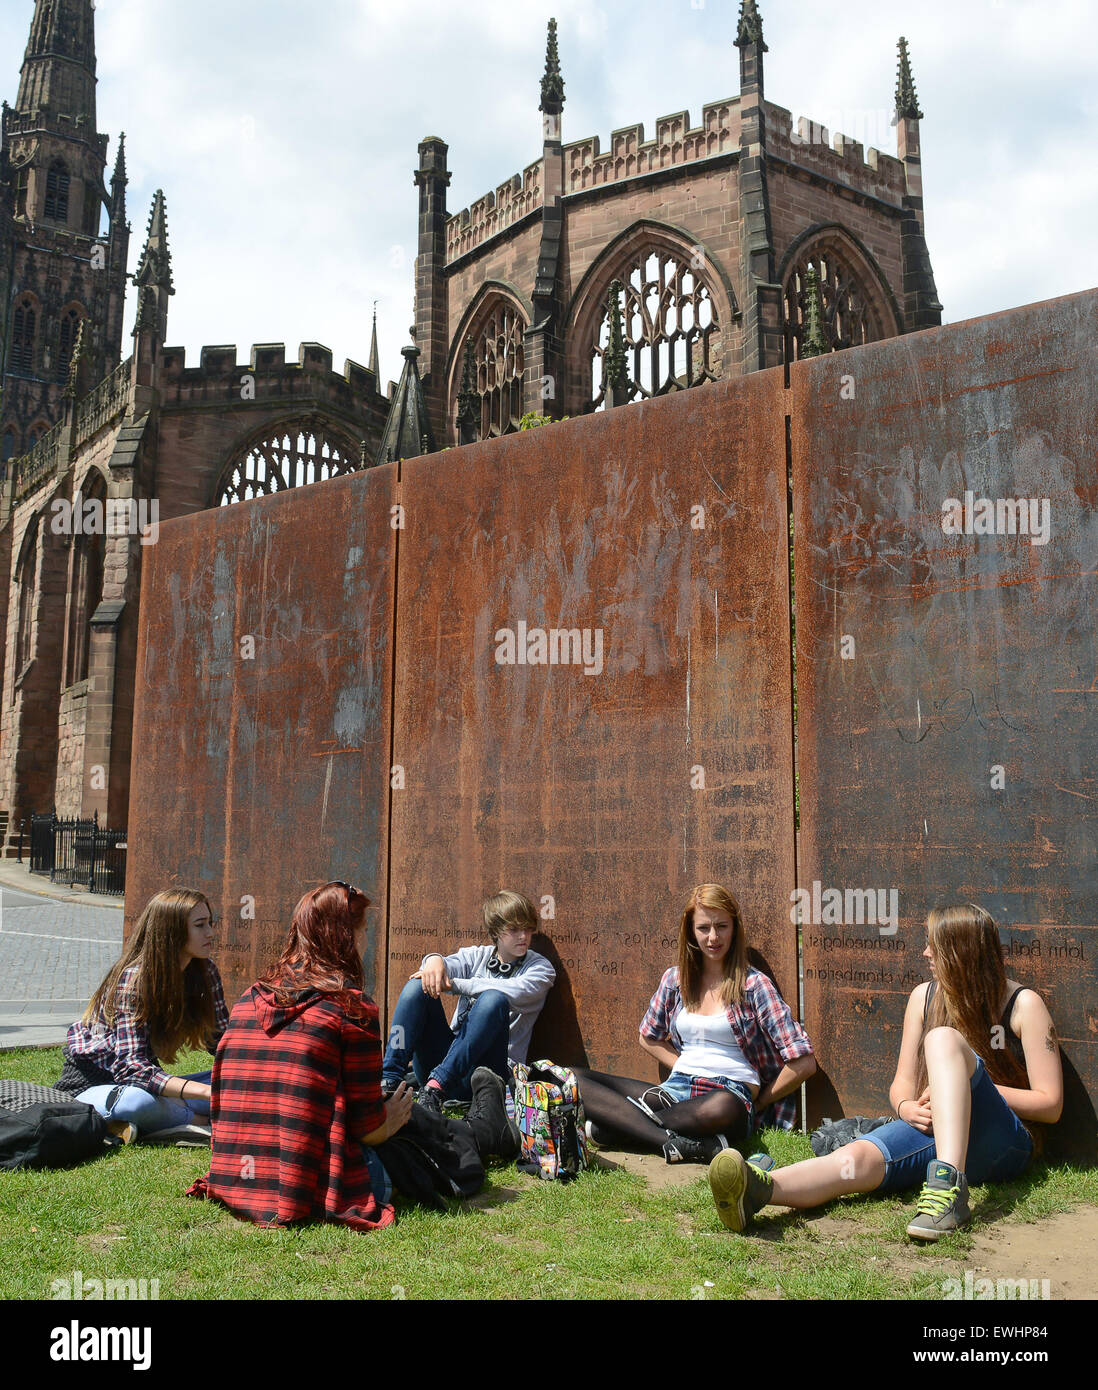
{"left": 709, "top": 903, "right": 1063, "bottom": 1239}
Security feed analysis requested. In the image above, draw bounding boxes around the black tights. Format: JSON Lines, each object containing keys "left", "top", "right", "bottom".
{"left": 574, "top": 1068, "right": 750, "bottom": 1153}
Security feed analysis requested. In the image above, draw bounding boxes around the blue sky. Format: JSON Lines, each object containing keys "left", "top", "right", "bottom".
{"left": 3, "top": 0, "right": 1096, "bottom": 389}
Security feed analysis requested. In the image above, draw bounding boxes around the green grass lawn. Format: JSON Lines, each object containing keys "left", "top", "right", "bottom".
{"left": 3, "top": 1045, "right": 1095, "bottom": 1301}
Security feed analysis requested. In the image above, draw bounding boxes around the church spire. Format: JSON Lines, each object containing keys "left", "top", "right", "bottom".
{"left": 368, "top": 302, "right": 380, "bottom": 379}
{"left": 17, "top": 0, "right": 98, "bottom": 122}
{"left": 895, "top": 37, "right": 923, "bottom": 121}
{"left": 375, "top": 329, "right": 436, "bottom": 465}
{"left": 540, "top": 18, "right": 565, "bottom": 115}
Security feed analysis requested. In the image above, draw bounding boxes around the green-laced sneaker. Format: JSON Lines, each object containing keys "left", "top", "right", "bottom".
{"left": 709, "top": 1149, "right": 774, "bottom": 1232}
{"left": 906, "top": 1160, "right": 971, "bottom": 1241}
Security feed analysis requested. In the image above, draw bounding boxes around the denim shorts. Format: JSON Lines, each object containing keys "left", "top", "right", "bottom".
{"left": 663, "top": 1072, "right": 757, "bottom": 1133}
{"left": 859, "top": 1057, "right": 1034, "bottom": 1195}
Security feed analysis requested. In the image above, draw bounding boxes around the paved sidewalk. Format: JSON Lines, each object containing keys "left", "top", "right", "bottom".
{"left": 0, "top": 862, "right": 123, "bottom": 1050}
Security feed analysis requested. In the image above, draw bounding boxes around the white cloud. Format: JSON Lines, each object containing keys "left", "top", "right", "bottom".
{"left": 1, "top": 0, "right": 1094, "bottom": 386}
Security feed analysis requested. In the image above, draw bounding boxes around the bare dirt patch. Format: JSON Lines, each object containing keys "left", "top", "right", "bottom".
{"left": 593, "top": 1148, "right": 704, "bottom": 1190}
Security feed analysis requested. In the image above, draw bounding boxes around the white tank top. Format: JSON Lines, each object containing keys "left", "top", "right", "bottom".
{"left": 672, "top": 1009, "right": 759, "bottom": 1087}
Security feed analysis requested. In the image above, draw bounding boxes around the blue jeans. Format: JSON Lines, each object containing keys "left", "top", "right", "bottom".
{"left": 77, "top": 1071, "right": 212, "bottom": 1136}
{"left": 382, "top": 981, "right": 510, "bottom": 1100}
{"left": 362, "top": 1143, "right": 392, "bottom": 1206}
{"left": 860, "top": 1057, "right": 1034, "bottom": 1194}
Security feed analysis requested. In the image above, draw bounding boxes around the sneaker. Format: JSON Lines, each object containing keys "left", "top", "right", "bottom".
{"left": 626, "top": 1086, "right": 677, "bottom": 1124}
{"left": 143, "top": 1122, "right": 212, "bottom": 1148}
{"left": 747, "top": 1152, "right": 775, "bottom": 1172}
{"left": 709, "top": 1149, "right": 774, "bottom": 1231}
{"left": 662, "top": 1131, "right": 729, "bottom": 1164}
{"left": 906, "top": 1161, "right": 971, "bottom": 1241}
{"left": 467, "top": 1067, "right": 521, "bottom": 1163}
{"left": 416, "top": 1085, "right": 444, "bottom": 1115}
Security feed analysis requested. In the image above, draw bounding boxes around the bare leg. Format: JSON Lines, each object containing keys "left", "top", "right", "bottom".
{"left": 768, "top": 1139, "right": 886, "bottom": 1209}
{"left": 923, "top": 1025, "right": 977, "bottom": 1171}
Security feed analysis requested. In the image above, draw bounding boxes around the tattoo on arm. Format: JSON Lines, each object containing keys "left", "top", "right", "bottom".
{"left": 1045, "top": 1024, "right": 1057, "bottom": 1054}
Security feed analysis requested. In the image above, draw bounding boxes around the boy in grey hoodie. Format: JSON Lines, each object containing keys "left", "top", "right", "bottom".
{"left": 382, "top": 890, "right": 555, "bottom": 1106}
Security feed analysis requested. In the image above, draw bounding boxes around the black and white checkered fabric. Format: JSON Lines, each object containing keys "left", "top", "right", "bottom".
{"left": 0, "top": 1079, "right": 76, "bottom": 1114}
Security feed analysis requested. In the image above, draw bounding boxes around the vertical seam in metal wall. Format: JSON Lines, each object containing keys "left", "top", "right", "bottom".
{"left": 382, "top": 457, "right": 403, "bottom": 1038}
{"left": 784, "top": 403, "right": 806, "bottom": 1129}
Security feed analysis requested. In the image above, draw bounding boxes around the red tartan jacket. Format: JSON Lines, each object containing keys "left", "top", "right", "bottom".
{"left": 187, "top": 983, "right": 395, "bottom": 1232}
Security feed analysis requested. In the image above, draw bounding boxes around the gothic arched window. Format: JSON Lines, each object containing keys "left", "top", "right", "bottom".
{"left": 45, "top": 161, "right": 70, "bottom": 223}
{"left": 2, "top": 426, "right": 17, "bottom": 463}
{"left": 588, "top": 249, "right": 721, "bottom": 411}
{"left": 452, "top": 299, "right": 527, "bottom": 441}
{"left": 12, "top": 296, "right": 38, "bottom": 374}
{"left": 58, "top": 308, "right": 84, "bottom": 381}
{"left": 64, "top": 475, "right": 105, "bottom": 688}
{"left": 25, "top": 420, "right": 48, "bottom": 450}
{"left": 782, "top": 239, "right": 895, "bottom": 362}
{"left": 215, "top": 420, "right": 359, "bottom": 507}
{"left": 15, "top": 517, "right": 40, "bottom": 674}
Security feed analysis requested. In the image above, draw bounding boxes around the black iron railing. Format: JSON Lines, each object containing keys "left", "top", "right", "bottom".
{"left": 18, "top": 811, "right": 127, "bottom": 895}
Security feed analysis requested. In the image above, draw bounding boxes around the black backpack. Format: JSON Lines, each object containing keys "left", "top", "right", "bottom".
{"left": 0, "top": 1099, "right": 109, "bottom": 1170}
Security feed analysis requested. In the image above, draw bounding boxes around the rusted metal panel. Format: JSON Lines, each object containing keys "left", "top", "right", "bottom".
{"left": 126, "top": 464, "right": 398, "bottom": 1003}
{"left": 388, "top": 372, "right": 797, "bottom": 1074}
{"left": 793, "top": 289, "right": 1098, "bottom": 1151}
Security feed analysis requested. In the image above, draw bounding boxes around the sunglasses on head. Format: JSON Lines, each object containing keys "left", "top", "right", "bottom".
{"left": 332, "top": 880, "right": 362, "bottom": 898}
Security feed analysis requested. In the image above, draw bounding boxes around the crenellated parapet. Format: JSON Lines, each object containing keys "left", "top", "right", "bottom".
{"left": 446, "top": 161, "right": 543, "bottom": 263}
{"left": 765, "top": 101, "right": 907, "bottom": 206}
{"left": 158, "top": 342, "right": 387, "bottom": 420}
{"left": 563, "top": 99, "right": 739, "bottom": 193}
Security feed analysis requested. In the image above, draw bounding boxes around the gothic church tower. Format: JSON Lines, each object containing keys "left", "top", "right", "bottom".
{"left": 0, "top": 0, "right": 129, "bottom": 462}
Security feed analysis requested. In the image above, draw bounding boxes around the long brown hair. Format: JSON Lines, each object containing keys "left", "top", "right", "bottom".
{"left": 260, "top": 882, "right": 370, "bottom": 1012}
{"left": 916, "top": 904, "right": 1030, "bottom": 1095}
{"left": 85, "top": 888, "right": 218, "bottom": 1063}
{"left": 677, "top": 883, "right": 750, "bottom": 1010}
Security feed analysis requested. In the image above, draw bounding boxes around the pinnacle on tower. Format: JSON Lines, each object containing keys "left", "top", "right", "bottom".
{"left": 895, "top": 37, "right": 924, "bottom": 121}
{"left": 133, "top": 190, "right": 174, "bottom": 295}
{"left": 64, "top": 318, "right": 88, "bottom": 398}
{"left": 110, "top": 132, "right": 127, "bottom": 220}
{"left": 368, "top": 302, "right": 380, "bottom": 379}
{"left": 799, "top": 266, "right": 829, "bottom": 360}
{"left": 375, "top": 328, "right": 436, "bottom": 465}
{"left": 132, "top": 190, "right": 175, "bottom": 339}
{"left": 540, "top": 18, "right": 565, "bottom": 114}
{"left": 735, "top": 0, "right": 768, "bottom": 51}
{"left": 112, "top": 133, "right": 127, "bottom": 187}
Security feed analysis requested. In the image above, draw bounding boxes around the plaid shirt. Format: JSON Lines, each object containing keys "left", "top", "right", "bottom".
{"left": 188, "top": 985, "right": 393, "bottom": 1231}
{"left": 65, "top": 961, "right": 229, "bottom": 1095}
{"left": 640, "top": 967, "right": 813, "bottom": 1129}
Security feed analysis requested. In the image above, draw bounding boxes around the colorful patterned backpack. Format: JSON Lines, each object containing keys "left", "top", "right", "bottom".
{"left": 510, "top": 1061, "right": 590, "bottom": 1182}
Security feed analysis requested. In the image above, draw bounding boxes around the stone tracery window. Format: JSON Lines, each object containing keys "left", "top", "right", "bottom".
{"left": 63, "top": 474, "right": 105, "bottom": 689}
{"left": 455, "top": 300, "right": 527, "bottom": 439}
{"left": 589, "top": 250, "right": 721, "bottom": 411}
{"left": 783, "top": 244, "right": 881, "bottom": 361}
{"left": 215, "top": 420, "right": 358, "bottom": 507}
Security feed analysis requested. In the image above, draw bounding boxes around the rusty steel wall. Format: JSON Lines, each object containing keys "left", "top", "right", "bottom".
{"left": 127, "top": 464, "right": 398, "bottom": 1001}
{"left": 389, "top": 373, "right": 798, "bottom": 1073}
{"left": 792, "top": 288, "right": 1098, "bottom": 1150}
